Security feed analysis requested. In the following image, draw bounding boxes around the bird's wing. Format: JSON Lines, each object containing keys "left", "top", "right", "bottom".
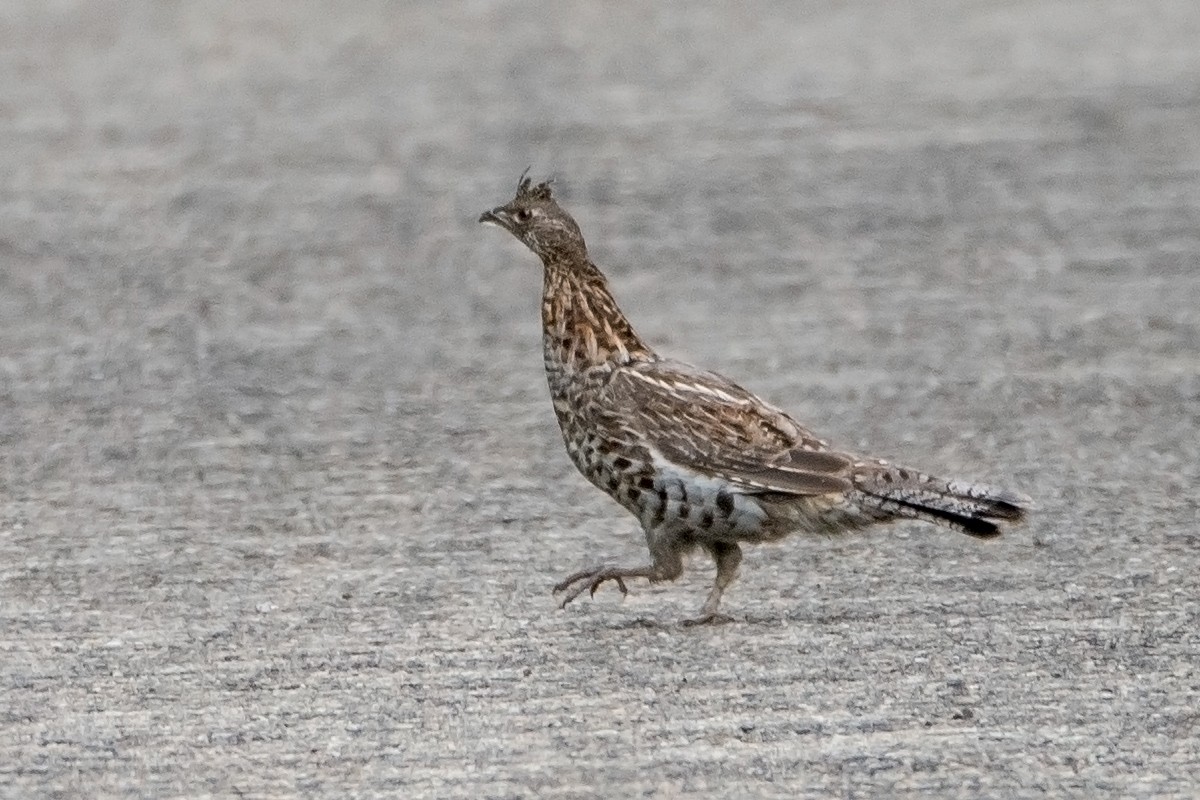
{"left": 600, "top": 358, "right": 854, "bottom": 495}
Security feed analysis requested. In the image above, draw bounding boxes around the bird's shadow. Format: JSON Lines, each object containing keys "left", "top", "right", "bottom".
{"left": 598, "top": 611, "right": 792, "bottom": 631}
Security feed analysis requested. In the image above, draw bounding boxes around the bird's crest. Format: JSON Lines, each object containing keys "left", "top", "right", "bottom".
{"left": 516, "top": 168, "right": 554, "bottom": 202}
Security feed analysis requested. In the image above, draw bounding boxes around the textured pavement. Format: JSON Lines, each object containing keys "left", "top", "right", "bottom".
{"left": 1, "top": 2, "right": 1198, "bottom": 798}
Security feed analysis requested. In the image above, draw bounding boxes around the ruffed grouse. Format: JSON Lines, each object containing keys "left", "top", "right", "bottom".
{"left": 480, "top": 174, "right": 1029, "bottom": 623}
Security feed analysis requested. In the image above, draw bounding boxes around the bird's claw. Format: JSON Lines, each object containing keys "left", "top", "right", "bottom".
{"left": 554, "top": 567, "right": 633, "bottom": 608}
{"left": 590, "top": 575, "right": 627, "bottom": 598}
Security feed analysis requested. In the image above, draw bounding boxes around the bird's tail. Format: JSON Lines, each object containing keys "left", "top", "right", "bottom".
{"left": 852, "top": 462, "right": 1031, "bottom": 538}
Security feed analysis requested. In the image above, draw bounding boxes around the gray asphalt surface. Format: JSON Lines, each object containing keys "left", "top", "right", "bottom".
{"left": 2, "top": 2, "right": 1198, "bottom": 798}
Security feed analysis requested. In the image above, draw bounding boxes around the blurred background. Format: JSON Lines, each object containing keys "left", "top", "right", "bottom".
{"left": 2, "top": 2, "right": 1198, "bottom": 797}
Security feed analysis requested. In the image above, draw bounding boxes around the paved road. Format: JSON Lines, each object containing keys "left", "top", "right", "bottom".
{"left": 2, "top": 2, "right": 1198, "bottom": 797}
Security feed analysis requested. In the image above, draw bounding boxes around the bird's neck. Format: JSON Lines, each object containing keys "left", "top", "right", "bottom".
{"left": 541, "top": 259, "right": 654, "bottom": 370}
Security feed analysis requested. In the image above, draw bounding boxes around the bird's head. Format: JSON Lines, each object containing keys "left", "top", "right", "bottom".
{"left": 479, "top": 172, "right": 587, "bottom": 264}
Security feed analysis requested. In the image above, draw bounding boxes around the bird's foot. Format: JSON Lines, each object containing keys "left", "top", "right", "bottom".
{"left": 681, "top": 611, "right": 734, "bottom": 627}
{"left": 553, "top": 566, "right": 642, "bottom": 608}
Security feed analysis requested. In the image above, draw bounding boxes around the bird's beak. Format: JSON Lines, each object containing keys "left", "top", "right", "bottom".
{"left": 478, "top": 208, "right": 509, "bottom": 229}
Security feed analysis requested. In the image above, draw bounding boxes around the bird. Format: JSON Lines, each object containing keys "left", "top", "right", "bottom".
{"left": 479, "top": 173, "right": 1030, "bottom": 624}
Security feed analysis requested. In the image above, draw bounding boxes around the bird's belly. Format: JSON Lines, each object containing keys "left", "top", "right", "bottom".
{"left": 552, "top": 399, "right": 843, "bottom": 542}
{"left": 643, "top": 460, "right": 858, "bottom": 542}
{"left": 625, "top": 461, "right": 774, "bottom": 540}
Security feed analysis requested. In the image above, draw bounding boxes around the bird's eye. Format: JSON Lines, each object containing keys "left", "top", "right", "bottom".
{"left": 514, "top": 208, "right": 533, "bottom": 223}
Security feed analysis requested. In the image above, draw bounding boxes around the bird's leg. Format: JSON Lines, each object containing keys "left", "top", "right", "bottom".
{"left": 553, "top": 528, "right": 685, "bottom": 609}
{"left": 682, "top": 541, "right": 743, "bottom": 626}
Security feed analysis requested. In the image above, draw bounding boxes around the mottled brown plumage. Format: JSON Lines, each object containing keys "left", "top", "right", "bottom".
{"left": 479, "top": 174, "right": 1031, "bottom": 623}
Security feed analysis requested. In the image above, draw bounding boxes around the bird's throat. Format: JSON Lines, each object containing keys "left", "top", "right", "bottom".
{"left": 541, "top": 261, "right": 653, "bottom": 371}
